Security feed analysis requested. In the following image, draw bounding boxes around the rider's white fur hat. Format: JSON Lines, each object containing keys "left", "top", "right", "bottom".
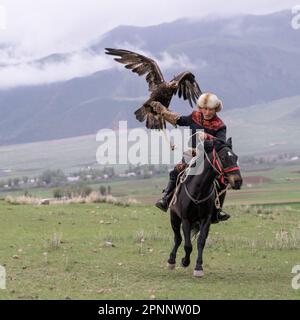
{"left": 197, "top": 92, "right": 223, "bottom": 112}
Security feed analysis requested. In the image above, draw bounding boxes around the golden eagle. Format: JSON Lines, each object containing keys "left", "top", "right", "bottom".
{"left": 105, "top": 48, "right": 202, "bottom": 129}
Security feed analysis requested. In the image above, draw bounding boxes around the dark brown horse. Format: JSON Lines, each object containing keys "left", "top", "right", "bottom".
{"left": 168, "top": 138, "right": 242, "bottom": 277}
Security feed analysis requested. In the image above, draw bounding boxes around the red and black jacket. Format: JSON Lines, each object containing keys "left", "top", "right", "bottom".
{"left": 177, "top": 110, "right": 226, "bottom": 148}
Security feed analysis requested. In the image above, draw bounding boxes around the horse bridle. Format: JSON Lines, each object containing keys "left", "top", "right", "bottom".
{"left": 212, "top": 147, "right": 241, "bottom": 184}
{"left": 183, "top": 145, "right": 240, "bottom": 206}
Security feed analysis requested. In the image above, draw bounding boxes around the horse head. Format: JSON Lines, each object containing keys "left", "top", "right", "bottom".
{"left": 212, "top": 138, "right": 243, "bottom": 190}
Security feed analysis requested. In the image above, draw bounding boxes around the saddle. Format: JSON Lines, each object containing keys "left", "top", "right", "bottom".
{"left": 175, "top": 148, "right": 197, "bottom": 172}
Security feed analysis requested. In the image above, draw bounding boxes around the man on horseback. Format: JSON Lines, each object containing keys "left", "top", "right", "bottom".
{"left": 152, "top": 92, "right": 230, "bottom": 223}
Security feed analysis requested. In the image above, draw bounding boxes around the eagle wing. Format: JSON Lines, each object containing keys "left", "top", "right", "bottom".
{"left": 172, "top": 71, "right": 202, "bottom": 107}
{"left": 105, "top": 48, "right": 165, "bottom": 91}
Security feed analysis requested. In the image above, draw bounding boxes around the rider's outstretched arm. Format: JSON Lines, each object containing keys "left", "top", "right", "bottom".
{"left": 176, "top": 114, "right": 193, "bottom": 127}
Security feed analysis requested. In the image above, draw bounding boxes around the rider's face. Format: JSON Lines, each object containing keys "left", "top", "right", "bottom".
{"left": 201, "top": 107, "right": 216, "bottom": 120}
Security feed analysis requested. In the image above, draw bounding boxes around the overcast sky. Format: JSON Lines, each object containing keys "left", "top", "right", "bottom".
{"left": 0, "top": 0, "right": 299, "bottom": 88}
{"left": 0, "top": 0, "right": 299, "bottom": 58}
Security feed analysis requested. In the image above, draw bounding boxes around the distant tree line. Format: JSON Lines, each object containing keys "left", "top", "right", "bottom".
{"left": 53, "top": 184, "right": 112, "bottom": 199}
{"left": 0, "top": 164, "right": 170, "bottom": 192}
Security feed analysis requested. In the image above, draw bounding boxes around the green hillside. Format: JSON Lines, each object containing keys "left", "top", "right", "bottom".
{"left": 0, "top": 95, "right": 299, "bottom": 178}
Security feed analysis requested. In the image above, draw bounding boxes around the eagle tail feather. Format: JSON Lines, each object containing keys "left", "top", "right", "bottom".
{"left": 146, "top": 113, "right": 163, "bottom": 130}
{"left": 134, "top": 106, "right": 147, "bottom": 122}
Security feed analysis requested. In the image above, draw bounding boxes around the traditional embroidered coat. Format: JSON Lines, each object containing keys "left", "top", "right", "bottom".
{"left": 177, "top": 110, "right": 226, "bottom": 149}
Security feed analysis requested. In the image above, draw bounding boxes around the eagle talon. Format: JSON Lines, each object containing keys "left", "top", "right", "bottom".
{"left": 150, "top": 101, "right": 165, "bottom": 114}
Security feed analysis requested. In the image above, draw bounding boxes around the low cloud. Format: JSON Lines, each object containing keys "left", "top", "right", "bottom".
{"left": 107, "top": 43, "right": 197, "bottom": 72}
{"left": 0, "top": 50, "right": 114, "bottom": 89}
{"left": 0, "top": 46, "right": 198, "bottom": 89}
{"left": 158, "top": 51, "right": 196, "bottom": 70}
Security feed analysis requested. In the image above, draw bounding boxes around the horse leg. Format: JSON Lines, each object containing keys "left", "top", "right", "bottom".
{"left": 168, "top": 210, "right": 182, "bottom": 269}
{"left": 194, "top": 216, "right": 211, "bottom": 277}
{"left": 181, "top": 218, "right": 192, "bottom": 268}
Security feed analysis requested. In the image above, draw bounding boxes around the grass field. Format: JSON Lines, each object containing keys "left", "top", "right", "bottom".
{"left": 1, "top": 162, "right": 300, "bottom": 300}
{"left": 0, "top": 199, "right": 300, "bottom": 300}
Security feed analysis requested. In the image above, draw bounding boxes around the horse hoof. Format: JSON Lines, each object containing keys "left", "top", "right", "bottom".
{"left": 167, "top": 263, "right": 176, "bottom": 270}
{"left": 193, "top": 270, "right": 204, "bottom": 277}
{"left": 181, "top": 258, "right": 190, "bottom": 268}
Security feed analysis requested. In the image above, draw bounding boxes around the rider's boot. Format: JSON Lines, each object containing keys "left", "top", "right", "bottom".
{"left": 155, "top": 169, "right": 178, "bottom": 212}
{"left": 211, "top": 182, "right": 230, "bottom": 223}
{"left": 211, "top": 209, "right": 231, "bottom": 224}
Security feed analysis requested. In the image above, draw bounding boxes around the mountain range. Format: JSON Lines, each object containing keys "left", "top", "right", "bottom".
{"left": 0, "top": 10, "right": 299, "bottom": 145}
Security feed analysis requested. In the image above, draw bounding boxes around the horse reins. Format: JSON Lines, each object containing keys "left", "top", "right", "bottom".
{"left": 171, "top": 140, "right": 240, "bottom": 207}
{"left": 183, "top": 183, "right": 215, "bottom": 205}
